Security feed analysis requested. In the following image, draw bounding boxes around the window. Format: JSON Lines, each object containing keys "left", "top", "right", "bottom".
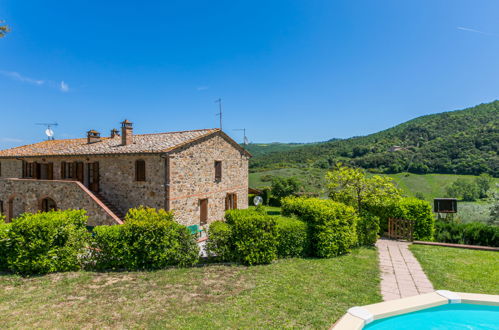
{"left": 135, "top": 160, "right": 146, "bottom": 181}
{"left": 199, "top": 198, "right": 208, "bottom": 225}
{"left": 22, "top": 161, "right": 33, "bottom": 178}
{"left": 61, "top": 162, "right": 78, "bottom": 179}
{"left": 214, "top": 161, "right": 222, "bottom": 181}
{"left": 40, "top": 198, "right": 57, "bottom": 212}
{"left": 225, "top": 193, "right": 238, "bottom": 210}
{"left": 0, "top": 200, "right": 3, "bottom": 216}
{"left": 0, "top": 161, "right": 2, "bottom": 177}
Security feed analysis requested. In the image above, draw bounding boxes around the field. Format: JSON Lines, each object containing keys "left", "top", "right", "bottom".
{"left": 410, "top": 245, "right": 499, "bottom": 294}
{"left": 249, "top": 169, "right": 498, "bottom": 223}
{"left": 0, "top": 248, "right": 380, "bottom": 329}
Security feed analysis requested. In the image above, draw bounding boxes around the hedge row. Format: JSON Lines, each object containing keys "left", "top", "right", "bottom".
{"left": 368, "top": 197, "right": 434, "bottom": 241}
{"left": 434, "top": 220, "right": 499, "bottom": 247}
{"left": 206, "top": 209, "right": 309, "bottom": 265}
{"left": 0, "top": 207, "right": 199, "bottom": 275}
{"left": 281, "top": 197, "right": 359, "bottom": 257}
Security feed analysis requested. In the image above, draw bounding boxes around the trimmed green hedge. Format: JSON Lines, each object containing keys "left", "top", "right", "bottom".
{"left": 434, "top": 220, "right": 499, "bottom": 247}
{"left": 357, "top": 211, "right": 380, "bottom": 246}
{"left": 92, "top": 207, "right": 199, "bottom": 270}
{"left": 5, "top": 210, "right": 90, "bottom": 275}
{"left": 206, "top": 221, "right": 233, "bottom": 262}
{"left": 225, "top": 209, "right": 278, "bottom": 265}
{"left": 281, "top": 197, "right": 358, "bottom": 257}
{"left": 0, "top": 223, "right": 11, "bottom": 271}
{"left": 274, "top": 216, "right": 310, "bottom": 258}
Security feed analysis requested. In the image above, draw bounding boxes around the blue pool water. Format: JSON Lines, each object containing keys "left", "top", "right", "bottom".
{"left": 364, "top": 303, "right": 499, "bottom": 329}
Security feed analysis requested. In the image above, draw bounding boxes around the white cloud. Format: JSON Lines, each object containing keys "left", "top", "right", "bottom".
{"left": 0, "top": 71, "right": 44, "bottom": 85}
{"left": 197, "top": 86, "right": 209, "bottom": 91}
{"left": 0, "top": 137, "right": 23, "bottom": 143}
{"left": 60, "top": 81, "right": 69, "bottom": 92}
{"left": 457, "top": 26, "right": 497, "bottom": 36}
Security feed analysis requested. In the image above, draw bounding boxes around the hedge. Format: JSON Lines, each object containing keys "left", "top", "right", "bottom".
{"left": 206, "top": 221, "right": 233, "bottom": 262}
{"left": 6, "top": 210, "right": 90, "bottom": 275}
{"left": 357, "top": 211, "right": 380, "bottom": 246}
{"left": 281, "top": 197, "right": 358, "bottom": 258}
{"left": 274, "top": 216, "right": 310, "bottom": 258}
{"left": 92, "top": 207, "right": 199, "bottom": 270}
{"left": 225, "top": 209, "right": 278, "bottom": 265}
{"left": 434, "top": 220, "right": 499, "bottom": 247}
{"left": 0, "top": 223, "right": 11, "bottom": 271}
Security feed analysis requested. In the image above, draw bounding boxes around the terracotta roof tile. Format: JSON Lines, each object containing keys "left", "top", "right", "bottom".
{"left": 0, "top": 129, "right": 219, "bottom": 158}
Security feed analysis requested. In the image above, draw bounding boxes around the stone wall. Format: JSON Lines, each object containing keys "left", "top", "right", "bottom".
{"left": 169, "top": 133, "right": 249, "bottom": 226}
{"left": 0, "top": 178, "right": 122, "bottom": 226}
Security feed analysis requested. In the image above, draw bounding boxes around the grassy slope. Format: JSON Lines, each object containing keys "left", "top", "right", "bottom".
{"left": 410, "top": 245, "right": 499, "bottom": 294}
{"left": 0, "top": 248, "right": 380, "bottom": 329}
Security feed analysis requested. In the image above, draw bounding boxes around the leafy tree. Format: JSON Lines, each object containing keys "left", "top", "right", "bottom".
{"left": 446, "top": 178, "right": 480, "bottom": 201}
{"left": 0, "top": 21, "right": 9, "bottom": 38}
{"left": 271, "top": 176, "right": 302, "bottom": 199}
{"left": 475, "top": 173, "right": 493, "bottom": 198}
{"left": 489, "top": 193, "right": 499, "bottom": 226}
{"left": 326, "top": 163, "right": 402, "bottom": 212}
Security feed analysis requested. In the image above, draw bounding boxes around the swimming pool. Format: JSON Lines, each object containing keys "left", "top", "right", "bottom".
{"left": 332, "top": 291, "right": 499, "bottom": 330}
{"left": 364, "top": 303, "right": 499, "bottom": 329}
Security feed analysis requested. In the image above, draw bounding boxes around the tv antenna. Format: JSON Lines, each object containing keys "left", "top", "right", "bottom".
{"left": 233, "top": 128, "right": 249, "bottom": 146}
{"left": 35, "top": 122, "right": 58, "bottom": 140}
{"left": 215, "top": 98, "right": 223, "bottom": 130}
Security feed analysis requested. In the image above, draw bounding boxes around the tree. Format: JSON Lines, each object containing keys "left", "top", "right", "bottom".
{"left": 0, "top": 21, "right": 9, "bottom": 38}
{"left": 446, "top": 178, "right": 480, "bottom": 201}
{"left": 270, "top": 177, "right": 302, "bottom": 199}
{"left": 326, "top": 163, "right": 402, "bottom": 212}
{"left": 475, "top": 173, "right": 493, "bottom": 198}
{"left": 489, "top": 192, "right": 499, "bottom": 226}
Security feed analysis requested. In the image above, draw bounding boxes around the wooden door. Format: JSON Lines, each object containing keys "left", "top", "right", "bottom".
{"left": 76, "top": 162, "right": 84, "bottom": 183}
{"left": 88, "top": 162, "right": 100, "bottom": 192}
{"left": 200, "top": 199, "right": 208, "bottom": 225}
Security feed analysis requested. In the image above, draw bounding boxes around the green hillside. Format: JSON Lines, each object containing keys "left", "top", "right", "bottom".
{"left": 250, "top": 101, "right": 499, "bottom": 176}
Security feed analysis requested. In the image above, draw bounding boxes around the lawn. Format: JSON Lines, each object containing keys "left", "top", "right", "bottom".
{"left": 410, "top": 245, "right": 499, "bottom": 294}
{"left": 0, "top": 248, "right": 380, "bottom": 329}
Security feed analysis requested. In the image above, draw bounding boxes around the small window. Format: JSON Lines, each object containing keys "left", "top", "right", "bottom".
{"left": 200, "top": 198, "right": 208, "bottom": 225}
{"left": 135, "top": 160, "right": 146, "bottom": 181}
{"left": 40, "top": 198, "right": 57, "bottom": 212}
{"left": 225, "top": 193, "right": 238, "bottom": 210}
{"left": 214, "top": 161, "right": 222, "bottom": 181}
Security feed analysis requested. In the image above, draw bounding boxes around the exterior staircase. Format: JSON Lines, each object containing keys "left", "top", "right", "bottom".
{"left": 93, "top": 193, "right": 126, "bottom": 221}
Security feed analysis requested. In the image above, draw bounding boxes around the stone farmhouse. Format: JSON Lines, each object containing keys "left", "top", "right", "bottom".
{"left": 0, "top": 120, "right": 250, "bottom": 226}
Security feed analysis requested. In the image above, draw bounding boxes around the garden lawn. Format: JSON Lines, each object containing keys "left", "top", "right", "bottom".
{"left": 0, "top": 248, "right": 380, "bottom": 329}
{"left": 410, "top": 245, "right": 499, "bottom": 294}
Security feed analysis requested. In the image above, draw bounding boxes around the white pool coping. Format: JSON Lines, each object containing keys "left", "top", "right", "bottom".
{"left": 331, "top": 291, "right": 499, "bottom": 330}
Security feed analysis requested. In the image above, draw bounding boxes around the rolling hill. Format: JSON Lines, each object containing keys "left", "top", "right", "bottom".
{"left": 249, "top": 101, "right": 499, "bottom": 176}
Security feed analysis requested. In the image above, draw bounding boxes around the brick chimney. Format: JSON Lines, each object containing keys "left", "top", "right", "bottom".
{"left": 121, "top": 119, "right": 133, "bottom": 145}
{"left": 87, "top": 130, "right": 101, "bottom": 144}
{"left": 111, "top": 128, "right": 120, "bottom": 138}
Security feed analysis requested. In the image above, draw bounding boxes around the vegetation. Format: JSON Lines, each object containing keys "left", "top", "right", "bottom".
{"left": 274, "top": 216, "right": 310, "bottom": 258}
{"left": 3, "top": 210, "right": 90, "bottom": 275}
{"left": 446, "top": 173, "right": 494, "bottom": 201}
{"left": 250, "top": 101, "right": 499, "bottom": 176}
{"left": 0, "top": 248, "right": 380, "bottom": 328}
{"left": 434, "top": 220, "right": 499, "bottom": 247}
{"left": 0, "top": 21, "right": 9, "bottom": 38}
{"left": 270, "top": 176, "right": 302, "bottom": 199}
{"left": 411, "top": 245, "right": 499, "bottom": 294}
{"left": 92, "top": 207, "right": 199, "bottom": 270}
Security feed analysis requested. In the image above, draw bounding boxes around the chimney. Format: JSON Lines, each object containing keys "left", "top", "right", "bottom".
{"left": 111, "top": 128, "right": 120, "bottom": 138}
{"left": 121, "top": 119, "right": 133, "bottom": 145}
{"left": 87, "top": 130, "right": 101, "bottom": 144}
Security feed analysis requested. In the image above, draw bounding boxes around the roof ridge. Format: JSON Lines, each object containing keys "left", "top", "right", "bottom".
{"left": 135, "top": 128, "right": 219, "bottom": 137}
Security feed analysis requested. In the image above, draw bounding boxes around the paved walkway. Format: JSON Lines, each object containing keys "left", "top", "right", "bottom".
{"left": 376, "top": 239, "right": 434, "bottom": 301}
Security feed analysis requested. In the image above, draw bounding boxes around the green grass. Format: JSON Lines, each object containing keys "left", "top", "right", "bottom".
{"left": 0, "top": 248, "right": 380, "bottom": 329}
{"left": 410, "top": 245, "right": 499, "bottom": 294}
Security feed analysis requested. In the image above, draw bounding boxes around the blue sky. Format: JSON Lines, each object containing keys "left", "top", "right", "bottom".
{"left": 1, "top": 0, "right": 499, "bottom": 148}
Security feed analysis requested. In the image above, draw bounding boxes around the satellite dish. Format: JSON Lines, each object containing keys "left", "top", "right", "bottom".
{"left": 253, "top": 196, "right": 263, "bottom": 206}
{"left": 45, "top": 128, "right": 54, "bottom": 138}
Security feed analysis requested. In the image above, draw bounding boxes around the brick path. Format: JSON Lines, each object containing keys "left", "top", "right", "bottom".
{"left": 376, "top": 239, "right": 434, "bottom": 301}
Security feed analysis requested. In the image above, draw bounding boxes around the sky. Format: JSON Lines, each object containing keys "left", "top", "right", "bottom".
{"left": 1, "top": 0, "right": 499, "bottom": 148}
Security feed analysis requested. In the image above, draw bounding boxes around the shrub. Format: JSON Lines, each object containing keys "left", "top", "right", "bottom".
{"left": 271, "top": 176, "right": 302, "bottom": 199}
{"left": 206, "top": 221, "right": 233, "bottom": 261}
{"left": 248, "top": 194, "right": 256, "bottom": 206}
{"left": 6, "top": 210, "right": 90, "bottom": 275}
{"left": 262, "top": 187, "right": 271, "bottom": 205}
{"left": 392, "top": 198, "right": 434, "bottom": 241}
{"left": 274, "top": 216, "right": 310, "bottom": 258}
{"left": 225, "top": 209, "right": 278, "bottom": 265}
{"left": 434, "top": 220, "right": 499, "bottom": 247}
{"left": 92, "top": 207, "right": 199, "bottom": 270}
{"left": 357, "top": 211, "right": 380, "bottom": 246}
{"left": 0, "top": 223, "right": 12, "bottom": 271}
{"left": 281, "top": 197, "right": 358, "bottom": 258}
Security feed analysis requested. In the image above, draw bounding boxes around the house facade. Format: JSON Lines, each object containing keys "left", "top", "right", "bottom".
{"left": 0, "top": 121, "right": 250, "bottom": 226}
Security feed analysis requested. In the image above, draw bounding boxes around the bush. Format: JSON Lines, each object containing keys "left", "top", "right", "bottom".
{"left": 0, "top": 223, "right": 11, "bottom": 271}
{"left": 357, "top": 211, "right": 380, "bottom": 246}
{"left": 92, "top": 207, "right": 199, "bottom": 270}
{"left": 262, "top": 187, "right": 271, "bottom": 205}
{"left": 248, "top": 194, "right": 256, "bottom": 206}
{"left": 225, "top": 209, "right": 278, "bottom": 265}
{"left": 281, "top": 197, "right": 358, "bottom": 258}
{"left": 6, "top": 210, "right": 90, "bottom": 275}
{"left": 434, "top": 220, "right": 499, "bottom": 247}
{"left": 206, "top": 221, "right": 233, "bottom": 261}
{"left": 392, "top": 198, "right": 434, "bottom": 241}
{"left": 274, "top": 216, "right": 310, "bottom": 258}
